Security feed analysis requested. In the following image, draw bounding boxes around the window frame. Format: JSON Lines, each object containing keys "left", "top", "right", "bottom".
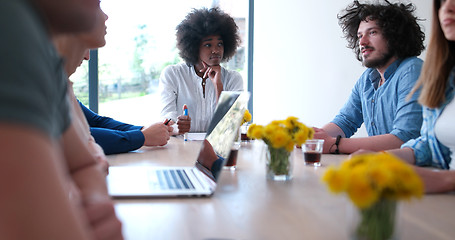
{"left": 88, "top": 0, "right": 254, "bottom": 118}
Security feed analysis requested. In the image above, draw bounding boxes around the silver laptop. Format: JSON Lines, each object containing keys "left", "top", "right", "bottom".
{"left": 107, "top": 91, "right": 250, "bottom": 198}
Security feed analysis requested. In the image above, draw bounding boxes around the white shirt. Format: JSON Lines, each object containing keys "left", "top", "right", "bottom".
{"left": 435, "top": 98, "right": 455, "bottom": 169}
{"left": 159, "top": 63, "right": 243, "bottom": 132}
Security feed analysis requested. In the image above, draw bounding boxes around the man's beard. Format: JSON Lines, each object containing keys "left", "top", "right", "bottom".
{"left": 362, "top": 50, "right": 394, "bottom": 69}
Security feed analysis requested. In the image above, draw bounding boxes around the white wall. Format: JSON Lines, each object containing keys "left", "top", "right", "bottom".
{"left": 252, "top": 0, "right": 432, "bottom": 137}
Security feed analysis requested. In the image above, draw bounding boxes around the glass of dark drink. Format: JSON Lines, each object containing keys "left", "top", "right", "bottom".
{"left": 240, "top": 123, "right": 250, "bottom": 142}
{"left": 240, "top": 132, "right": 250, "bottom": 141}
{"left": 302, "top": 139, "right": 324, "bottom": 167}
{"left": 224, "top": 142, "right": 240, "bottom": 170}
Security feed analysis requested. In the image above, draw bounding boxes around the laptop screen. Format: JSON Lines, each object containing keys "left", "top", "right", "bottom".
{"left": 194, "top": 91, "right": 250, "bottom": 181}
{"left": 106, "top": 91, "right": 250, "bottom": 198}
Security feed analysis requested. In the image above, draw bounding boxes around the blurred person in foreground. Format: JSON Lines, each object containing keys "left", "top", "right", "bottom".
{"left": 53, "top": 7, "right": 172, "bottom": 155}
{"left": 159, "top": 7, "right": 244, "bottom": 133}
{"left": 53, "top": 7, "right": 109, "bottom": 170}
{"left": 313, "top": 0, "right": 425, "bottom": 154}
{"left": 0, "top": 0, "right": 123, "bottom": 239}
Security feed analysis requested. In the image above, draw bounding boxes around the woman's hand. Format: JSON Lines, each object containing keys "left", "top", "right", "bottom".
{"left": 200, "top": 61, "right": 223, "bottom": 99}
{"left": 176, "top": 115, "right": 191, "bottom": 134}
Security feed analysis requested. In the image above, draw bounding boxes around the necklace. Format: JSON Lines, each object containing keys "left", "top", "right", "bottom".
{"left": 201, "top": 78, "right": 206, "bottom": 98}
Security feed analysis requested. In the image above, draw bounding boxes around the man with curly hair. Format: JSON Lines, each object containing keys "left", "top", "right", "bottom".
{"left": 159, "top": 7, "right": 243, "bottom": 133}
{"left": 314, "top": 0, "right": 425, "bottom": 154}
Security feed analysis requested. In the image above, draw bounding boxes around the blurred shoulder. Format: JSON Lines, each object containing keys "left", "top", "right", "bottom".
{"left": 221, "top": 66, "right": 243, "bottom": 80}
{"left": 161, "top": 62, "right": 191, "bottom": 77}
{"left": 400, "top": 57, "right": 423, "bottom": 69}
{"left": 163, "top": 62, "right": 190, "bottom": 71}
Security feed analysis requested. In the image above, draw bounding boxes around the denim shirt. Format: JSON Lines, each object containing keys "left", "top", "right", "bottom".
{"left": 332, "top": 57, "right": 423, "bottom": 142}
{"left": 401, "top": 68, "right": 455, "bottom": 169}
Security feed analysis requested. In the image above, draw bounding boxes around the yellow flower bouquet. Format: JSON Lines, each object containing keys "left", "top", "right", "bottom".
{"left": 322, "top": 153, "right": 423, "bottom": 240}
{"left": 239, "top": 109, "right": 253, "bottom": 142}
{"left": 242, "top": 109, "right": 252, "bottom": 125}
{"left": 247, "top": 116, "right": 313, "bottom": 180}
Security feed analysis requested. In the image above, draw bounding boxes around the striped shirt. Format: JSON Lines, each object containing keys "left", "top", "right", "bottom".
{"left": 401, "top": 68, "right": 455, "bottom": 169}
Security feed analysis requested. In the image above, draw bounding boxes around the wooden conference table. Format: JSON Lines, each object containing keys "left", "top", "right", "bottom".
{"left": 107, "top": 136, "right": 455, "bottom": 240}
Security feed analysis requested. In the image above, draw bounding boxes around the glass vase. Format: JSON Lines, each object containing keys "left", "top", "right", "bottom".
{"left": 348, "top": 198, "right": 399, "bottom": 240}
{"left": 265, "top": 145, "right": 293, "bottom": 181}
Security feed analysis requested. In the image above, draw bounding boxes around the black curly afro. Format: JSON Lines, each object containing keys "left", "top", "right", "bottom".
{"left": 176, "top": 7, "right": 241, "bottom": 66}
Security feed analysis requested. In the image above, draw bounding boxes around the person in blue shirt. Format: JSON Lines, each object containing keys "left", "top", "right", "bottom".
{"left": 314, "top": 1, "right": 425, "bottom": 154}
{"left": 79, "top": 100, "right": 172, "bottom": 155}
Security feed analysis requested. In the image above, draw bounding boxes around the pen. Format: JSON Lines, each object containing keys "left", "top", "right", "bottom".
{"left": 183, "top": 104, "right": 188, "bottom": 141}
{"left": 164, "top": 118, "right": 171, "bottom": 125}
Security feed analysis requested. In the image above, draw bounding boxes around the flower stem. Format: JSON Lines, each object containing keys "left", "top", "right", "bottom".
{"left": 267, "top": 146, "right": 291, "bottom": 175}
{"left": 356, "top": 199, "right": 397, "bottom": 240}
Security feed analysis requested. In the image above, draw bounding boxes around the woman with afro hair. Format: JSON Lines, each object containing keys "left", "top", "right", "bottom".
{"left": 159, "top": 7, "right": 243, "bottom": 133}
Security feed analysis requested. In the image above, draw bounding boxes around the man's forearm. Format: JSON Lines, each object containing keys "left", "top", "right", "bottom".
{"left": 62, "top": 124, "right": 110, "bottom": 198}
{"left": 71, "top": 162, "right": 109, "bottom": 196}
{"left": 338, "top": 133, "right": 403, "bottom": 154}
{"left": 322, "top": 123, "right": 345, "bottom": 137}
{"left": 62, "top": 123, "right": 123, "bottom": 239}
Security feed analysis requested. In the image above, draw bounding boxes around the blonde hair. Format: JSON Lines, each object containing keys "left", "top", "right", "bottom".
{"left": 410, "top": 0, "right": 455, "bottom": 108}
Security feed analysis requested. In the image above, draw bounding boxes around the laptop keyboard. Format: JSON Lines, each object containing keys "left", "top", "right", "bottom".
{"left": 156, "top": 169, "right": 195, "bottom": 190}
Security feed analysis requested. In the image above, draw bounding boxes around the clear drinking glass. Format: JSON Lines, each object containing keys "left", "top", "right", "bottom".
{"left": 302, "top": 139, "right": 324, "bottom": 167}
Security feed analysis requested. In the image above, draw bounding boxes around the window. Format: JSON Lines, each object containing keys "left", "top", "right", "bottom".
{"left": 71, "top": 0, "right": 250, "bottom": 126}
